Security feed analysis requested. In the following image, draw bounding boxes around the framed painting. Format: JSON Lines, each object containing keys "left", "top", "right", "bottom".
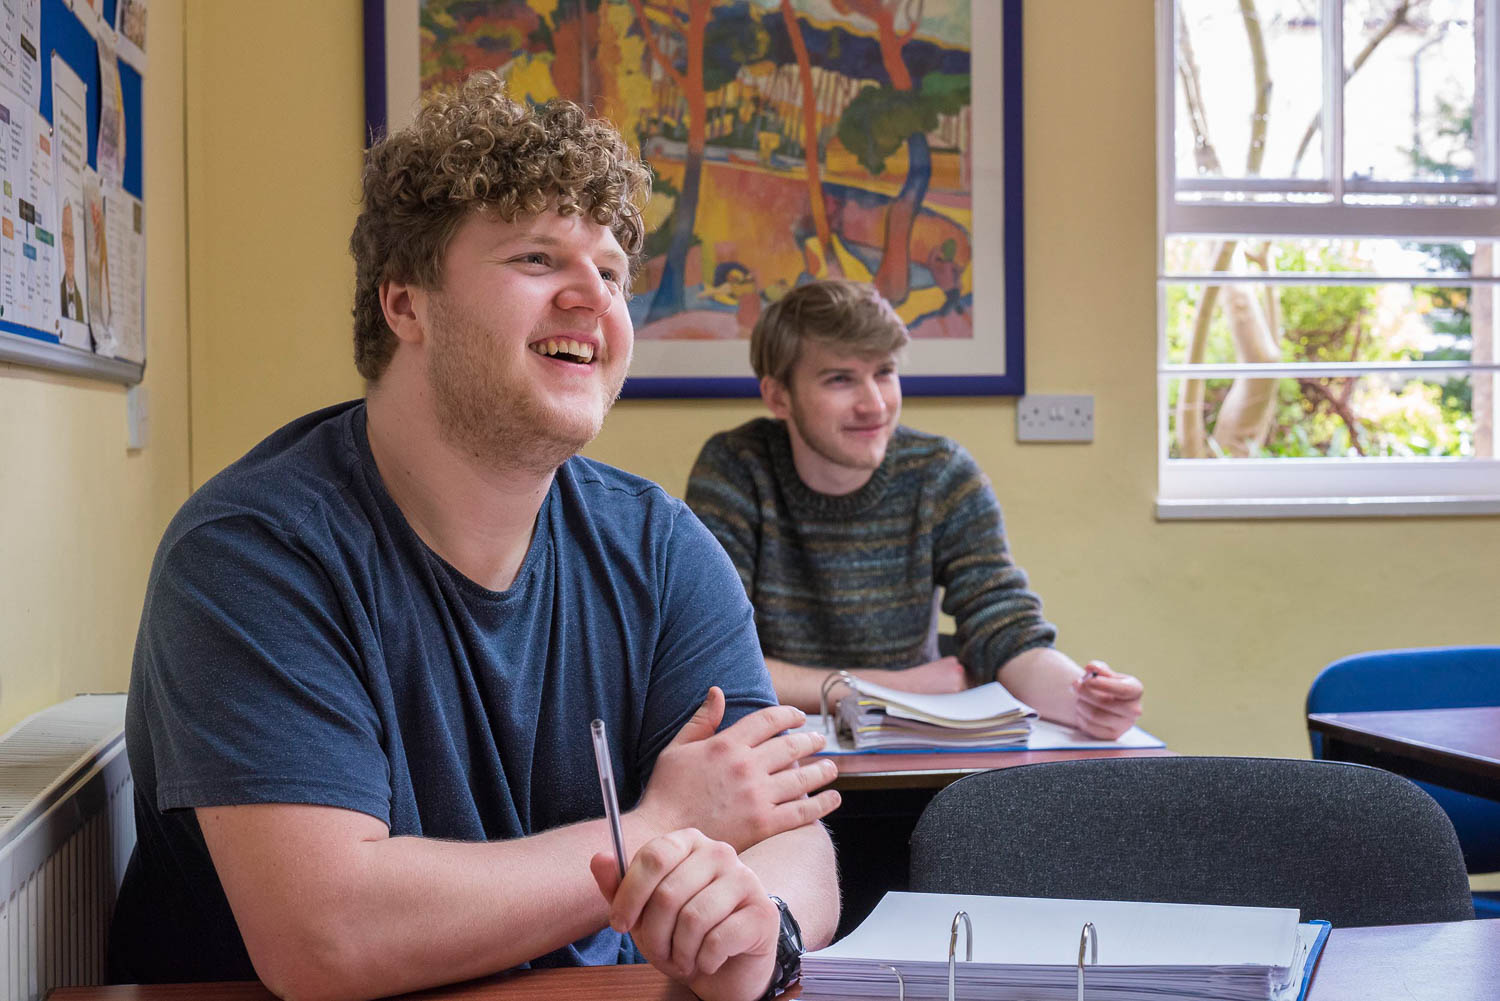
{"left": 364, "top": 0, "right": 1023, "bottom": 397}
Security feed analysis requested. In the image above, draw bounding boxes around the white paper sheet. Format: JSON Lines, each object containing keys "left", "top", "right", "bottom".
{"left": 801, "top": 892, "right": 1321, "bottom": 1001}
{"left": 820, "top": 892, "right": 1300, "bottom": 967}
{"left": 83, "top": 171, "right": 111, "bottom": 355}
{"left": 847, "top": 678, "right": 1033, "bottom": 725}
{"left": 51, "top": 53, "right": 88, "bottom": 346}
{"left": 0, "top": 81, "right": 28, "bottom": 328}
{"left": 115, "top": 0, "right": 148, "bottom": 71}
{"left": 0, "top": 0, "right": 40, "bottom": 110}
{"left": 23, "top": 107, "right": 55, "bottom": 334}
{"left": 105, "top": 187, "right": 142, "bottom": 363}
{"left": 95, "top": 37, "right": 125, "bottom": 187}
{"left": 68, "top": 0, "right": 107, "bottom": 39}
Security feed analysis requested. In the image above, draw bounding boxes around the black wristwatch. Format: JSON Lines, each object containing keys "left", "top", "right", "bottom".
{"left": 763, "top": 894, "right": 804, "bottom": 999}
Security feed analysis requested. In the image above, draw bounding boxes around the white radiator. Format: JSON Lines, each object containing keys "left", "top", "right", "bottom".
{"left": 0, "top": 694, "right": 133, "bottom": 1001}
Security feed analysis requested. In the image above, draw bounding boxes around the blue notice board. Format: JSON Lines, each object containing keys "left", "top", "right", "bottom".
{"left": 0, "top": 0, "right": 147, "bottom": 383}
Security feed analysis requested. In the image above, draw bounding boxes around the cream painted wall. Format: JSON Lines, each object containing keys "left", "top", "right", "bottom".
{"left": 0, "top": 0, "right": 189, "bottom": 733}
{"left": 185, "top": 1, "right": 1499, "bottom": 763}
{"left": 184, "top": 0, "right": 365, "bottom": 482}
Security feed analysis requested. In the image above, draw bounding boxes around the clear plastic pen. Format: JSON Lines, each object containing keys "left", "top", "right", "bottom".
{"left": 590, "top": 718, "right": 629, "bottom": 880}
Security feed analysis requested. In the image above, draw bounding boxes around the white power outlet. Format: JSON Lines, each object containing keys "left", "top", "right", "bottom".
{"left": 1016, "top": 394, "right": 1094, "bottom": 443}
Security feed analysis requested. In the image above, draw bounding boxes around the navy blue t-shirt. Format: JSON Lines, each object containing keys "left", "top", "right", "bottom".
{"left": 108, "top": 401, "right": 774, "bottom": 984}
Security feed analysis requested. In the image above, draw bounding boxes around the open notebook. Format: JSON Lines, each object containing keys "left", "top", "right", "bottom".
{"left": 792, "top": 676, "right": 1165, "bottom": 753}
{"left": 833, "top": 678, "right": 1037, "bottom": 750}
{"left": 800, "top": 891, "right": 1331, "bottom": 1001}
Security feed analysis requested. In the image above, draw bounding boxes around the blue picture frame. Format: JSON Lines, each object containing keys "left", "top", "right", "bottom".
{"left": 362, "top": 0, "right": 1024, "bottom": 399}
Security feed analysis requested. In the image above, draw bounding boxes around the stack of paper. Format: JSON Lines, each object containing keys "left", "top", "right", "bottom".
{"left": 800, "top": 892, "right": 1329, "bottom": 1001}
{"left": 833, "top": 679, "right": 1036, "bottom": 750}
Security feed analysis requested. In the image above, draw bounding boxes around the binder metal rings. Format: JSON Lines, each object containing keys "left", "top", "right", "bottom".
{"left": 879, "top": 963, "right": 905, "bottom": 1001}
{"left": 917, "top": 912, "right": 1096, "bottom": 1001}
{"left": 947, "top": 910, "right": 972, "bottom": 1001}
{"left": 818, "top": 669, "right": 857, "bottom": 739}
{"left": 1077, "top": 921, "right": 1098, "bottom": 1001}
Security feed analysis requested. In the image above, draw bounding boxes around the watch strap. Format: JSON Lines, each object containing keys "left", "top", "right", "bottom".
{"left": 763, "top": 894, "right": 804, "bottom": 1000}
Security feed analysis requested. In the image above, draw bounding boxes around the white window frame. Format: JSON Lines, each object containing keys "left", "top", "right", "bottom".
{"left": 1156, "top": 0, "right": 1500, "bottom": 519}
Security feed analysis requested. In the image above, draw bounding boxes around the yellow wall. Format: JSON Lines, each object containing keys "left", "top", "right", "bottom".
{"left": 184, "top": 1, "right": 366, "bottom": 479}
{"left": 0, "top": 0, "right": 189, "bottom": 733}
{"left": 174, "top": 0, "right": 1497, "bottom": 765}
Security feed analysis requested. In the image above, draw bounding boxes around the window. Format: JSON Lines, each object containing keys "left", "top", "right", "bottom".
{"left": 1157, "top": 0, "right": 1500, "bottom": 517}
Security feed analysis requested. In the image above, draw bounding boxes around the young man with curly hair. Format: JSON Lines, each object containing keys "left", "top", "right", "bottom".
{"left": 685, "top": 279, "right": 1145, "bottom": 739}
{"left": 109, "top": 73, "right": 839, "bottom": 1001}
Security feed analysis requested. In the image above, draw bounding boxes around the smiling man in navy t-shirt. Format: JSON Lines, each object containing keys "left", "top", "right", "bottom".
{"left": 109, "top": 72, "right": 839, "bottom": 1001}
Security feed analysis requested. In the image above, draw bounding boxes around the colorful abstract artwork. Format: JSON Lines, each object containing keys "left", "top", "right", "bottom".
{"left": 366, "top": 0, "right": 1022, "bottom": 396}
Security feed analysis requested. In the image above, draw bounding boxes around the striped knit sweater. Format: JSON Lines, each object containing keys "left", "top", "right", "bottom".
{"left": 685, "top": 418, "right": 1056, "bottom": 683}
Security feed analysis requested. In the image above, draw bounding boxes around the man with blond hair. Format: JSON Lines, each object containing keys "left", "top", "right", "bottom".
{"left": 686, "top": 279, "right": 1144, "bottom": 737}
{"left": 110, "top": 73, "right": 838, "bottom": 1001}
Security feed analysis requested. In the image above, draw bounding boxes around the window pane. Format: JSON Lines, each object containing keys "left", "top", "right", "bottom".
{"left": 1175, "top": 0, "right": 1325, "bottom": 183}
{"left": 1163, "top": 239, "right": 1483, "bottom": 366}
{"left": 1344, "top": 0, "right": 1481, "bottom": 184}
{"left": 1166, "top": 371, "right": 1491, "bottom": 458}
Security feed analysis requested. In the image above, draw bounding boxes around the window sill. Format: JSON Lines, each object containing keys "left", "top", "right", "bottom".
{"left": 1155, "top": 496, "right": 1500, "bottom": 520}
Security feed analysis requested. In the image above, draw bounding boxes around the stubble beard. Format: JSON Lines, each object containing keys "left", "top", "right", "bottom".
{"left": 789, "top": 406, "right": 890, "bottom": 475}
{"left": 426, "top": 296, "right": 627, "bottom": 477}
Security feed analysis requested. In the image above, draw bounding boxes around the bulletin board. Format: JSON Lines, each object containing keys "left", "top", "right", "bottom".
{"left": 0, "top": 0, "right": 148, "bottom": 385}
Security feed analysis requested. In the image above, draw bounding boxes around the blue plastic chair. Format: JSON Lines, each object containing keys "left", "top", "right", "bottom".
{"left": 1307, "top": 646, "right": 1500, "bottom": 918}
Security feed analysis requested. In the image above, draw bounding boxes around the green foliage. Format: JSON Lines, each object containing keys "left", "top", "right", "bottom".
{"left": 1169, "top": 239, "right": 1477, "bottom": 459}
{"left": 920, "top": 73, "right": 971, "bottom": 115}
{"left": 1275, "top": 244, "right": 1377, "bottom": 364}
{"left": 834, "top": 73, "right": 971, "bottom": 177}
{"left": 837, "top": 88, "right": 932, "bottom": 176}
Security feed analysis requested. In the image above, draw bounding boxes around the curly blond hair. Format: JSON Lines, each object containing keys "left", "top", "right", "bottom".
{"left": 751, "top": 279, "right": 909, "bottom": 385}
{"left": 349, "top": 71, "right": 652, "bottom": 381}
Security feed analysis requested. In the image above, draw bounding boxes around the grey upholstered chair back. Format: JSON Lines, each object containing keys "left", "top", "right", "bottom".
{"left": 909, "top": 757, "right": 1474, "bottom": 927}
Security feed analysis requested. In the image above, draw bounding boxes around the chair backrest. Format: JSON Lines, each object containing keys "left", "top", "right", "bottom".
{"left": 909, "top": 757, "right": 1474, "bottom": 928}
{"left": 1307, "top": 645, "right": 1500, "bottom": 872}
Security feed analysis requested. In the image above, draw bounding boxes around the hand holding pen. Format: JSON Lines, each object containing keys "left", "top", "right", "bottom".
{"left": 1072, "top": 660, "right": 1145, "bottom": 739}
{"left": 589, "top": 715, "right": 785, "bottom": 1001}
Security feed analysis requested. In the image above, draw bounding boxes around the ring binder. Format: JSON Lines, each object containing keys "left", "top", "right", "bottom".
{"left": 947, "top": 910, "right": 972, "bottom": 1001}
{"left": 1077, "top": 921, "right": 1097, "bottom": 1001}
{"left": 798, "top": 891, "right": 1331, "bottom": 1001}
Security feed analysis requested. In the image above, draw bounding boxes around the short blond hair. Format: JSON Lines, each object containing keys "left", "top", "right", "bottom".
{"left": 349, "top": 71, "right": 652, "bottom": 381}
{"left": 750, "top": 279, "right": 910, "bottom": 385}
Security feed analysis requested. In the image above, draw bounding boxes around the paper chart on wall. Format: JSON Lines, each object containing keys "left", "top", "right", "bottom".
{"left": 51, "top": 52, "right": 88, "bottom": 346}
{"left": 95, "top": 36, "right": 124, "bottom": 187}
{"left": 82, "top": 171, "right": 110, "bottom": 355}
{"left": 115, "top": 0, "right": 147, "bottom": 71}
{"left": 0, "top": 0, "right": 41, "bottom": 111}
{"left": 105, "top": 187, "right": 141, "bottom": 362}
{"left": 0, "top": 81, "right": 29, "bottom": 329}
{"left": 0, "top": 1, "right": 16, "bottom": 95}
{"left": 25, "top": 108, "right": 56, "bottom": 336}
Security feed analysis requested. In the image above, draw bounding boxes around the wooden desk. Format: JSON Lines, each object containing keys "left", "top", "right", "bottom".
{"left": 830, "top": 745, "right": 1175, "bottom": 792}
{"left": 1307, "top": 707, "right": 1500, "bottom": 801}
{"left": 45, "top": 918, "right": 1500, "bottom": 1001}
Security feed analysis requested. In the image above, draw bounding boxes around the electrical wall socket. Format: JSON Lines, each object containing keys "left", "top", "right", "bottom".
{"left": 1016, "top": 394, "right": 1094, "bottom": 442}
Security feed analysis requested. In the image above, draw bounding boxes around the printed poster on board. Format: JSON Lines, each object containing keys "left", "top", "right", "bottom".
{"left": 51, "top": 52, "right": 88, "bottom": 347}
